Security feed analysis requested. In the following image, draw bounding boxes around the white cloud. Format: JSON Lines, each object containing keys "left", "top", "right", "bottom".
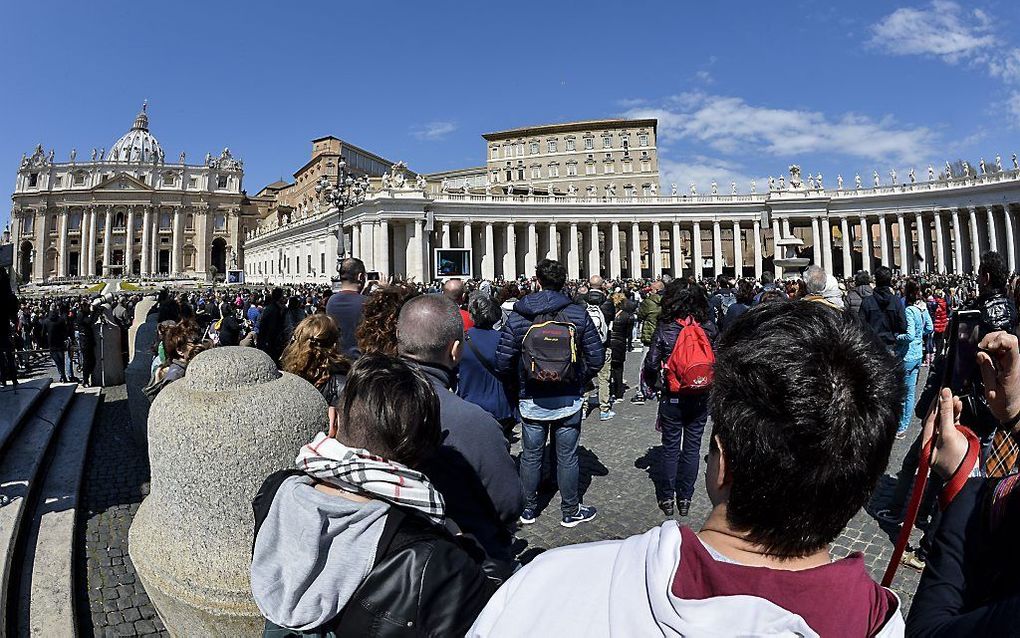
{"left": 658, "top": 156, "right": 765, "bottom": 195}
{"left": 625, "top": 93, "right": 934, "bottom": 164}
{"left": 411, "top": 121, "right": 457, "bottom": 141}
{"left": 1007, "top": 92, "right": 1020, "bottom": 123}
{"left": 868, "top": 1, "right": 995, "bottom": 61}
{"left": 695, "top": 70, "right": 714, "bottom": 85}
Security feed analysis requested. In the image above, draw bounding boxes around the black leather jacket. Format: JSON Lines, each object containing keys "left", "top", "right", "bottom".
{"left": 254, "top": 470, "right": 499, "bottom": 638}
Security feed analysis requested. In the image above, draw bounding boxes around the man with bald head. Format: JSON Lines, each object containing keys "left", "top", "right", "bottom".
{"left": 443, "top": 278, "right": 474, "bottom": 329}
{"left": 397, "top": 295, "right": 523, "bottom": 578}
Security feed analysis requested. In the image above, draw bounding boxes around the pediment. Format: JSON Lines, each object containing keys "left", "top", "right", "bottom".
{"left": 93, "top": 172, "right": 153, "bottom": 192}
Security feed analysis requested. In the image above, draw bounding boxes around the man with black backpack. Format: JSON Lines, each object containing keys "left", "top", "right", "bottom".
{"left": 496, "top": 259, "right": 606, "bottom": 528}
{"left": 859, "top": 266, "right": 906, "bottom": 352}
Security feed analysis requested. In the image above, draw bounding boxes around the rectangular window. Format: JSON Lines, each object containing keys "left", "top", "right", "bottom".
{"left": 217, "top": 175, "right": 229, "bottom": 189}
{"left": 584, "top": 137, "right": 594, "bottom": 150}
{"left": 531, "top": 167, "right": 541, "bottom": 179}
{"left": 623, "top": 161, "right": 633, "bottom": 173}
{"left": 566, "top": 139, "right": 576, "bottom": 151}
{"left": 516, "top": 142, "right": 523, "bottom": 156}
{"left": 547, "top": 140, "right": 557, "bottom": 153}
{"left": 73, "top": 173, "right": 86, "bottom": 186}
{"left": 602, "top": 136, "right": 612, "bottom": 149}
{"left": 604, "top": 162, "right": 615, "bottom": 174}
{"left": 491, "top": 147, "right": 499, "bottom": 159}
{"left": 550, "top": 164, "right": 559, "bottom": 177}
{"left": 624, "top": 185, "right": 635, "bottom": 197}
{"left": 307, "top": 254, "right": 312, "bottom": 273}
{"left": 28, "top": 173, "right": 39, "bottom": 187}
{"left": 188, "top": 176, "right": 198, "bottom": 189}
{"left": 530, "top": 141, "right": 539, "bottom": 154}
{"left": 53, "top": 175, "right": 63, "bottom": 188}
{"left": 642, "top": 185, "right": 651, "bottom": 197}
{"left": 321, "top": 253, "right": 325, "bottom": 273}
{"left": 639, "top": 134, "right": 649, "bottom": 147}
{"left": 585, "top": 163, "right": 596, "bottom": 175}
{"left": 567, "top": 163, "right": 577, "bottom": 176}
{"left": 641, "top": 160, "right": 651, "bottom": 172}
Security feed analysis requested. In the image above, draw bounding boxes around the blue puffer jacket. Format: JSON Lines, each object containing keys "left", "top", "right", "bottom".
{"left": 495, "top": 290, "right": 606, "bottom": 403}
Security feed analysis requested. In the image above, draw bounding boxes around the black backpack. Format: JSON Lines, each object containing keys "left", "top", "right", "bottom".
{"left": 521, "top": 311, "right": 578, "bottom": 385}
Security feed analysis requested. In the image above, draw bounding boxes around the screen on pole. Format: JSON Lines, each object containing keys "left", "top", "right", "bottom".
{"left": 226, "top": 269, "right": 245, "bottom": 284}
{"left": 435, "top": 249, "right": 472, "bottom": 279}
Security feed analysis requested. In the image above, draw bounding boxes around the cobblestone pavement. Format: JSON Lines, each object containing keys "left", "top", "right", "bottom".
{"left": 510, "top": 349, "right": 925, "bottom": 613}
{"left": 76, "top": 385, "right": 168, "bottom": 637}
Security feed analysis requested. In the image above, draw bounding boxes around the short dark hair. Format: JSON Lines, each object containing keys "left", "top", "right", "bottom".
{"left": 873, "top": 266, "right": 893, "bottom": 288}
{"left": 338, "top": 257, "right": 366, "bottom": 284}
{"left": 735, "top": 279, "right": 755, "bottom": 305}
{"left": 396, "top": 295, "right": 464, "bottom": 362}
{"left": 660, "top": 278, "right": 710, "bottom": 323}
{"left": 709, "top": 301, "right": 902, "bottom": 557}
{"left": 903, "top": 279, "right": 921, "bottom": 304}
{"left": 980, "top": 251, "right": 1009, "bottom": 291}
{"left": 536, "top": 259, "right": 567, "bottom": 291}
{"left": 467, "top": 291, "right": 502, "bottom": 329}
{"left": 336, "top": 354, "right": 441, "bottom": 468}
{"left": 853, "top": 270, "right": 872, "bottom": 287}
{"left": 760, "top": 271, "right": 775, "bottom": 285}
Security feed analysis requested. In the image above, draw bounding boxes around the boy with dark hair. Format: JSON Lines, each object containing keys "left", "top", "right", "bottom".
{"left": 472, "top": 301, "right": 905, "bottom": 636}
{"left": 860, "top": 265, "right": 907, "bottom": 350}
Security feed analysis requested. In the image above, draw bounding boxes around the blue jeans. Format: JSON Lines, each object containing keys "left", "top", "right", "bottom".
{"left": 899, "top": 357, "right": 923, "bottom": 433}
{"left": 658, "top": 394, "right": 710, "bottom": 501}
{"left": 520, "top": 411, "right": 581, "bottom": 517}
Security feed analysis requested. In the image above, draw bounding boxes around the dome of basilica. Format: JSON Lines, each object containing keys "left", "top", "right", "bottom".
{"left": 107, "top": 102, "right": 164, "bottom": 163}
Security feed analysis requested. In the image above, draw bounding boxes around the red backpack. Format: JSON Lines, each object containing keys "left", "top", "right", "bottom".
{"left": 663, "top": 317, "right": 715, "bottom": 393}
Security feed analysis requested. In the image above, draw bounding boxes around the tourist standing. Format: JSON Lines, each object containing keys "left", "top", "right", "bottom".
{"left": 325, "top": 257, "right": 368, "bottom": 358}
{"left": 256, "top": 287, "right": 287, "bottom": 364}
{"left": 0, "top": 267, "right": 18, "bottom": 388}
{"left": 458, "top": 292, "right": 517, "bottom": 439}
{"left": 609, "top": 298, "right": 636, "bottom": 402}
{"left": 720, "top": 279, "right": 754, "bottom": 329}
{"left": 897, "top": 280, "right": 933, "bottom": 439}
{"left": 643, "top": 279, "right": 717, "bottom": 517}
{"left": 280, "top": 313, "right": 351, "bottom": 409}
{"left": 859, "top": 266, "right": 907, "bottom": 352}
{"left": 495, "top": 258, "right": 605, "bottom": 528}
{"left": 43, "top": 304, "right": 70, "bottom": 382}
{"left": 632, "top": 280, "right": 664, "bottom": 405}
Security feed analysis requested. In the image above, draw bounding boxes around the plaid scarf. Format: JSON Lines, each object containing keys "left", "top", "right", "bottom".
{"left": 295, "top": 432, "right": 445, "bottom": 524}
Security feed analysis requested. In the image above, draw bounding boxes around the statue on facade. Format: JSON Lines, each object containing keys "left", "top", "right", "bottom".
{"left": 527, "top": 182, "right": 534, "bottom": 196}
{"left": 711, "top": 180, "right": 718, "bottom": 195}
{"left": 650, "top": 182, "right": 658, "bottom": 196}
{"left": 383, "top": 172, "right": 393, "bottom": 189}
{"left": 806, "top": 173, "right": 814, "bottom": 189}
{"left": 69, "top": 148, "right": 76, "bottom": 163}
{"left": 178, "top": 151, "right": 185, "bottom": 164}
{"left": 91, "top": 148, "right": 97, "bottom": 161}
{"left": 817, "top": 173, "right": 824, "bottom": 190}
{"left": 768, "top": 176, "right": 776, "bottom": 191}
{"left": 205, "top": 152, "right": 212, "bottom": 165}
{"left": 873, "top": 170, "right": 880, "bottom": 187}
{"left": 47, "top": 148, "right": 54, "bottom": 162}
{"left": 506, "top": 184, "right": 515, "bottom": 196}
{"left": 750, "top": 179, "right": 756, "bottom": 193}
{"left": 963, "top": 162, "right": 972, "bottom": 178}
{"left": 980, "top": 158, "right": 987, "bottom": 175}
{"left": 996, "top": 154, "right": 1003, "bottom": 172}
{"left": 389, "top": 162, "right": 408, "bottom": 189}
{"left": 788, "top": 165, "right": 802, "bottom": 190}
{"left": 568, "top": 183, "right": 577, "bottom": 195}
{"left": 889, "top": 168, "right": 897, "bottom": 184}
{"left": 855, "top": 173, "right": 862, "bottom": 189}
{"left": 671, "top": 182, "right": 678, "bottom": 196}
{"left": 778, "top": 175, "right": 786, "bottom": 190}
{"left": 690, "top": 183, "right": 697, "bottom": 196}
{"left": 928, "top": 164, "right": 935, "bottom": 181}
{"left": 1013, "top": 153, "right": 1018, "bottom": 170}
{"left": 730, "top": 181, "right": 737, "bottom": 195}
{"left": 945, "top": 161, "right": 953, "bottom": 178}
{"left": 415, "top": 173, "right": 427, "bottom": 191}
{"left": 586, "top": 184, "right": 596, "bottom": 197}
{"left": 607, "top": 182, "right": 617, "bottom": 197}
{"left": 837, "top": 174, "right": 843, "bottom": 190}
{"left": 484, "top": 180, "right": 492, "bottom": 195}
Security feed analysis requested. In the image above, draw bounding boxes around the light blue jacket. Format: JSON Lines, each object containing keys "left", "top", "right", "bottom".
{"left": 898, "top": 302, "right": 933, "bottom": 361}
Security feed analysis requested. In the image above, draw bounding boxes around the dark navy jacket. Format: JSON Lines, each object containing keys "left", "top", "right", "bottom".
{"left": 494, "top": 290, "right": 606, "bottom": 407}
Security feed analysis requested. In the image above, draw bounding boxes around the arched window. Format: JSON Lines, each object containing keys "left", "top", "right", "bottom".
{"left": 185, "top": 213, "right": 194, "bottom": 230}
{"left": 115, "top": 211, "right": 125, "bottom": 228}
{"left": 214, "top": 214, "right": 226, "bottom": 231}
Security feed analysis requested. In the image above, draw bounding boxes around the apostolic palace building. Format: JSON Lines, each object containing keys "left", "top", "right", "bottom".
{"left": 8, "top": 103, "right": 255, "bottom": 283}
{"left": 11, "top": 110, "right": 1020, "bottom": 285}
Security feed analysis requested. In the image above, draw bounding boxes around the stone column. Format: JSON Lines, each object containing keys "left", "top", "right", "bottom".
{"left": 879, "top": 215, "right": 890, "bottom": 267}
{"left": 567, "top": 222, "right": 580, "bottom": 279}
{"left": 672, "top": 221, "right": 683, "bottom": 278}
{"left": 103, "top": 207, "right": 113, "bottom": 276}
{"left": 840, "top": 218, "right": 852, "bottom": 276}
{"left": 405, "top": 221, "right": 421, "bottom": 281}
{"left": 934, "top": 212, "right": 947, "bottom": 274}
{"left": 151, "top": 208, "right": 161, "bottom": 275}
{"left": 548, "top": 223, "right": 558, "bottom": 261}
{"left": 482, "top": 222, "right": 495, "bottom": 279}
{"left": 525, "top": 222, "right": 537, "bottom": 275}
{"left": 1004, "top": 208, "right": 1017, "bottom": 273}
{"left": 968, "top": 208, "right": 981, "bottom": 272}
{"left": 609, "top": 222, "right": 621, "bottom": 279}
{"left": 195, "top": 210, "right": 209, "bottom": 278}
{"left": 88, "top": 206, "right": 98, "bottom": 276}
{"left": 821, "top": 219, "right": 834, "bottom": 275}
{"left": 651, "top": 222, "right": 662, "bottom": 278}
{"left": 914, "top": 212, "right": 927, "bottom": 272}
{"left": 630, "top": 222, "right": 641, "bottom": 278}
{"left": 419, "top": 219, "right": 429, "bottom": 281}
{"left": 712, "top": 220, "right": 722, "bottom": 276}
{"left": 376, "top": 219, "right": 390, "bottom": 278}
{"left": 130, "top": 346, "right": 327, "bottom": 637}
{"left": 125, "top": 207, "right": 135, "bottom": 277}
{"left": 504, "top": 223, "right": 517, "bottom": 279}
{"left": 896, "top": 213, "right": 910, "bottom": 272}
{"left": 441, "top": 222, "right": 451, "bottom": 249}
{"left": 751, "top": 219, "right": 762, "bottom": 279}
{"left": 352, "top": 223, "right": 361, "bottom": 260}
{"left": 731, "top": 221, "right": 743, "bottom": 277}
{"left": 693, "top": 221, "right": 704, "bottom": 280}
{"left": 171, "top": 208, "right": 183, "bottom": 275}
{"left": 589, "top": 222, "right": 600, "bottom": 278}
{"left": 772, "top": 218, "right": 782, "bottom": 278}
{"left": 860, "top": 217, "right": 872, "bottom": 273}
{"left": 810, "top": 217, "right": 821, "bottom": 267}
{"left": 58, "top": 208, "right": 69, "bottom": 277}
{"left": 360, "top": 221, "right": 374, "bottom": 266}
{"left": 463, "top": 221, "right": 473, "bottom": 251}
{"left": 951, "top": 209, "right": 964, "bottom": 273}
{"left": 987, "top": 206, "right": 999, "bottom": 255}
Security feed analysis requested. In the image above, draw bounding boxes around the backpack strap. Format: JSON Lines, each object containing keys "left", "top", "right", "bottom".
{"left": 464, "top": 332, "right": 499, "bottom": 378}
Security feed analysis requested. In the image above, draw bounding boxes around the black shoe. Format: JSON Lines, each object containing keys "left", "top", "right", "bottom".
{"left": 658, "top": 498, "right": 675, "bottom": 516}
{"left": 677, "top": 499, "right": 691, "bottom": 517}
{"left": 873, "top": 508, "right": 903, "bottom": 525}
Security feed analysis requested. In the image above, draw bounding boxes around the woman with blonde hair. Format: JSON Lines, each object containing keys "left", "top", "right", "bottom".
{"left": 280, "top": 313, "right": 352, "bottom": 413}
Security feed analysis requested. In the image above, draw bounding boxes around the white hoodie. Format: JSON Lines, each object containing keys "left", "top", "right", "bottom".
{"left": 469, "top": 522, "right": 904, "bottom": 637}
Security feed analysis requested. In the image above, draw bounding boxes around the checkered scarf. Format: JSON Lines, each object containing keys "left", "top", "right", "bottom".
{"left": 295, "top": 432, "right": 445, "bottom": 524}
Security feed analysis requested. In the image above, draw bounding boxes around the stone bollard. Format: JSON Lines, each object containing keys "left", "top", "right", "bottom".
{"left": 129, "top": 346, "right": 327, "bottom": 637}
{"left": 125, "top": 298, "right": 158, "bottom": 450}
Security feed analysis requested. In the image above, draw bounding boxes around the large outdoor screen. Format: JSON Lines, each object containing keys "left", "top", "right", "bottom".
{"left": 435, "top": 249, "right": 472, "bottom": 279}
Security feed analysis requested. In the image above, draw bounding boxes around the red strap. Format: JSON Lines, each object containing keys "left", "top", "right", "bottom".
{"left": 938, "top": 426, "right": 980, "bottom": 509}
{"left": 881, "top": 423, "right": 980, "bottom": 587}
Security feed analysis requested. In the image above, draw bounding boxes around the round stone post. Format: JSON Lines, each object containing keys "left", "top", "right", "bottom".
{"left": 129, "top": 346, "right": 328, "bottom": 636}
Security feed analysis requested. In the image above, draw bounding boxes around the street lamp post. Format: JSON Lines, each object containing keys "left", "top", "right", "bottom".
{"left": 316, "top": 159, "right": 369, "bottom": 287}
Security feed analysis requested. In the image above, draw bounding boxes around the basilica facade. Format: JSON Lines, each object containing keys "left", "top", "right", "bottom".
{"left": 8, "top": 103, "right": 255, "bottom": 283}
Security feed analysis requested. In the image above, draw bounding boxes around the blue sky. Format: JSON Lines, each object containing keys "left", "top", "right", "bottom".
{"left": 4, "top": 0, "right": 1020, "bottom": 228}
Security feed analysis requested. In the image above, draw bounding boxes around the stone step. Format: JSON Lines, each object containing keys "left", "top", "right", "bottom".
{"left": 0, "top": 384, "right": 75, "bottom": 637}
{"left": 0, "top": 379, "right": 52, "bottom": 457}
{"left": 18, "top": 388, "right": 102, "bottom": 637}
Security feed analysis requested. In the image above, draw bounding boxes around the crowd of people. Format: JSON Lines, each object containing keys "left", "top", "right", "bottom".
{"left": 4, "top": 250, "right": 1020, "bottom": 636}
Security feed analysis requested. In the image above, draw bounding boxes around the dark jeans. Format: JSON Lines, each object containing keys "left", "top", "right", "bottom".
{"left": 658, "top": 394, "right": 710, "bottom": 501}
{"left": 520, "top": 410, "right": 582, "bottom": 517}
{"left": 50, "top": 349, "right": 67, "bottom": 380}
{"left": 610, "top": 356, "right": 625, "bottom": 399}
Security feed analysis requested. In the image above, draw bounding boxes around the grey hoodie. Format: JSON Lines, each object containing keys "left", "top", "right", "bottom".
{"left": 251, "top": 475, "right": 390, "bottom": 631}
